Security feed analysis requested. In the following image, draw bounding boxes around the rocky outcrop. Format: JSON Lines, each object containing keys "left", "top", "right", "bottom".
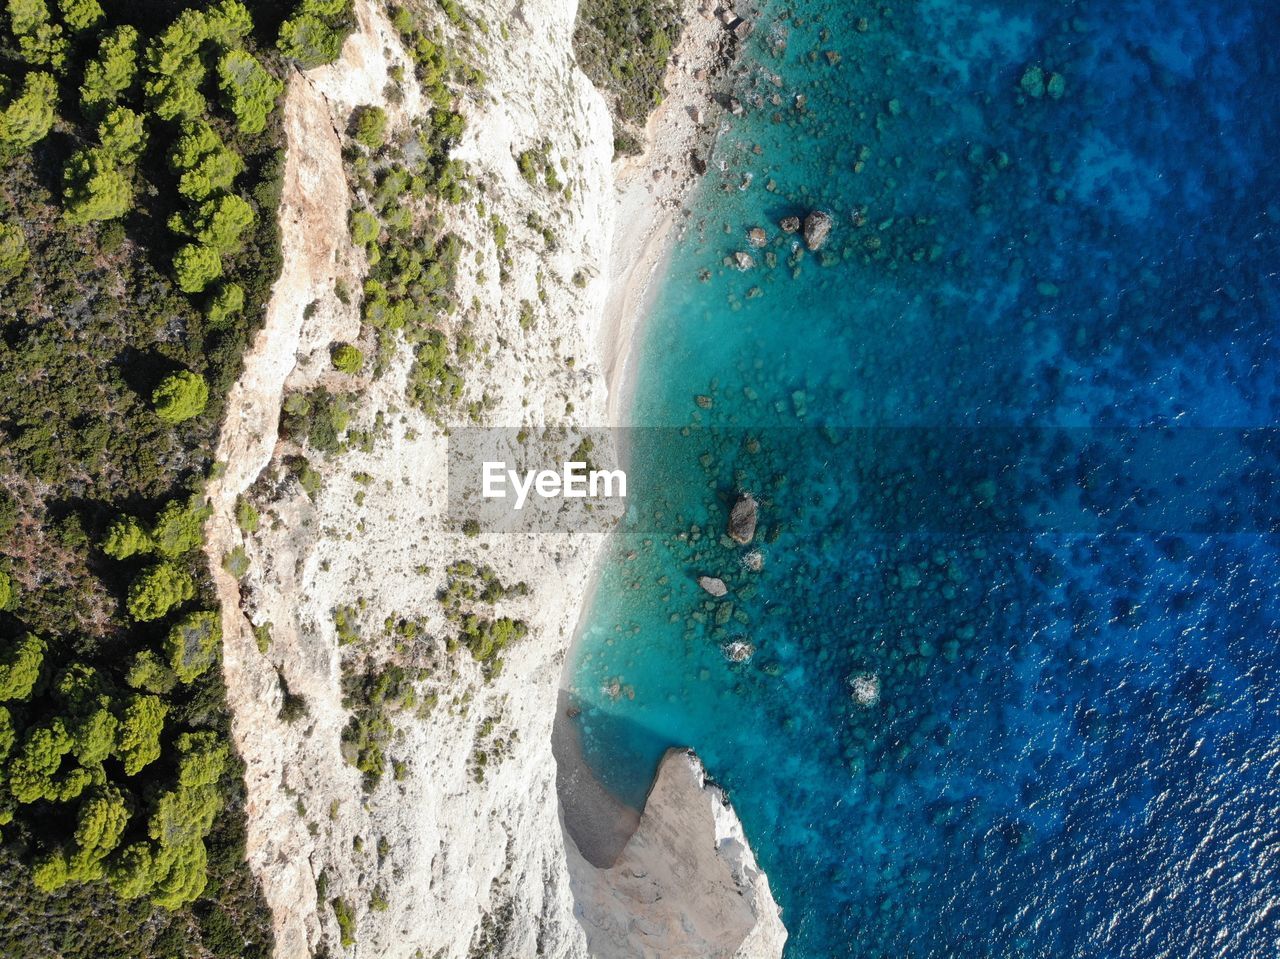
{"left": 570, "top": 749, "right": 787, "bottom": 958}
{"left": 728, "top": 492, "right": 758, "bottom": 545}
{"left": 803, "top": 210, "right": 832, "bottom": 250}
{"left": 699, "top": 575, "right": 730, "bottom": 597}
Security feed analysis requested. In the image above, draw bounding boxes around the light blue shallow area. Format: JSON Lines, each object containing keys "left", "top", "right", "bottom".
{"left": 568, "top": 0, "right": 1280, "bottom": 955}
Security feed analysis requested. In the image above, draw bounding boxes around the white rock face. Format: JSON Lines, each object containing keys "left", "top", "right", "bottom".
{"left": 205, "top": 1, "right": 785, "bottom": 957}
{"left": 570, "top": 750, "right": 788, "bottom": 959}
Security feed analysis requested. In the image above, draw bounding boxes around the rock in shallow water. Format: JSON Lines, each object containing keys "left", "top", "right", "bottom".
{"left": 728, "top": 492, "right": 758, "bottom": 545}
{"left": 698, "top": 575, "right": 729, "bottom": 597}
{"left": 803, "top": 210, "right": 833, "bottom": 251}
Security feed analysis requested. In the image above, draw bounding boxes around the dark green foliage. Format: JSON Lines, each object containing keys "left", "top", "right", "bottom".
{"left": 0, "top": 0, "right": 376, "bottom": 944}
{"left": 164, "top": 611, "right": 221, "bottom": 683}
{"left": 281, "top": 388, "right": 352, "bottom": 454}
{"left": 438, "top": 562, "right": 529, "bottom": 679}
{"left": 340, "top": 665, "right": 414, "bottom": 791}
{"left": 573, "top": 0, "right": 682, "bottom": 154}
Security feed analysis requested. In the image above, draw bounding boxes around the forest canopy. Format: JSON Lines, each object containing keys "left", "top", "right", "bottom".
{"left": 0, "top": 0, "right": 354, "bottom": 954}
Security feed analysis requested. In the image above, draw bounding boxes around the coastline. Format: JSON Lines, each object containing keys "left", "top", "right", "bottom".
{"left": 557, "top": 0, "right": 743, "bottom": 850}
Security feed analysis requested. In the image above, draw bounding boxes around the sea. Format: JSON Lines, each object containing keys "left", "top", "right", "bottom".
{"left": 564, "top": 0, "right": 1280, "bottom": 955}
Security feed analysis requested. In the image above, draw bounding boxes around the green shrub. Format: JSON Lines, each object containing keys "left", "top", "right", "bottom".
{"left": 0, "top": 221, "right": 29, "bottom": 282}
{"left": 222, "top": 546, "right": 249, "bottom": 579}
{"left": 331, "top": 897, "right": 356, "bottom": 947}
{"left": 351, "top": 105, "right": 388, "bottom": 150}
{"left": 235, "top": 496, "right": 260, "bottom": 533}
{"left": 330, "top": 342, "right": 363, "bottom": 374}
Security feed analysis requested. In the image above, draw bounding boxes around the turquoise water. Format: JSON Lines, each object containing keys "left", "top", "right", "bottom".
{"left": 568, "top": 1, "right": 1280, "bottom": 956}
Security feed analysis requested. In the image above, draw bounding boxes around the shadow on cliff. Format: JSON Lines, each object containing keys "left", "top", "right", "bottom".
{"left": 552, "top": 688, "right": 681, "bottom": 868}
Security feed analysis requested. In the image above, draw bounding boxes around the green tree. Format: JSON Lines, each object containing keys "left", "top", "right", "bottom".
{"left": 7, "top": 0, "right": 48, "bottom": 35}
{"left": 0, "top": 705, "right": 15, "bottom": 762}
{"left": 205, "top": 0, "right": 252, "bottom": 47}
{"left": 62, "top": 148, "right": 133, "bottom": 224}
{"left": 0, "top": 632, "right": 44, "bottom": 701}
{"left": 102, "top": 515, "right": 153, "bottom": 559}
{"left": 207, "top": 280, "right": 245, "bottom": 326}
{"left": 108, "top": 840, "right": 156, "bottom": 898}
{"left": 0, "top": 72, "right": 57, "bottom": 152}
{"left": 126, "top": 561, "right": 195, "bottom": 621}
{"left": 80, "top": 25, "right": 139, "bottom": 111}
{"left": 278, "top": 0, "right": 353, "bottom": 67}
{"left": 16, "top": 21, "right": 67, "bottom": 69}
{"left": 350, "top": 209, "right": 379, "bottom": 246}
{"left": 98, "top": 105, "right": 147, "bottom": 162}
{"left": 0, "top": 221, "right": 26, "bottom": 282}
{"left": 164, "top": 610, "right": 221, "bottom": 683}
{"left": 175, "top": 731, "right": 228, "bottom": 788}
{"left": 57, "top": 0, "right": 101, "bottom": 31}
{"left": 8, "top": 720, "right": 92, "bottom": 803}
{"left": 330, "top": 342, "right": 363, "bottom": 374}
{"left": 152, "top": 370, "right": 209, "bottom": 423}
{"left": 352, "top": 104, "right": 387, "bottom": 149}
{"left": 125, "top": 649, "right": 176, "bottom": 695}
{"left": 173, "top": 242, "right": 223, "bottom": 293}
{"left": 33, "top": 784, "right": 129, "bottom": 890}
{"left": 54, "top": 663, "right": 118, "bottom": 765}
{"left": 218, "top": 49, "right": 283, "bottom": 135}
{"left": 190, "top": 193, "right": 255, "bottom": 253}
{"left": 113, "top": 693, "right": 166, "bottom": 774}
{"left": 0, "top": 569, "right": 11, "bottom": 609}
{"left": 150, "top": 496, "right": 210, "bottom": 557}
{"left": 171, "top": 120, "right": 244, "bottom": 199}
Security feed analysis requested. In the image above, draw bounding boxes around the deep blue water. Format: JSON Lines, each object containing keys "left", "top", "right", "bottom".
{"left": 567, "top": 1, "right": 1280, "bottom": 956}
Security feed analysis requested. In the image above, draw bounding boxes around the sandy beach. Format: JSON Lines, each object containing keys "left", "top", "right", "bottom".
{"left": 601, "top": 2, "right": 739, "bottom": 426}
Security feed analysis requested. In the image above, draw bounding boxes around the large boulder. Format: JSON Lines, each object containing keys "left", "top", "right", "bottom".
{"left": 728, "top": 493, "right": 757, "bottom": 545}
{"left": 698, "top": 576, "right": 729, "bottom": 597}
{"left": 803, "top": 211, "right": 832, "bottom": 251}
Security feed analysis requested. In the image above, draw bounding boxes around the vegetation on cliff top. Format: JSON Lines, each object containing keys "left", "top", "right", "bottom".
{"left": 0, "top": 0, "right": 352, "bottom": 953}
{"left": 573, "top": 0, "right": 683, "bottom": 154}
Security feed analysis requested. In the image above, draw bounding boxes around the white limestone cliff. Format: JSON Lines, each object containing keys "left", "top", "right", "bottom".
{"left": 204, "top": 1, "right": 786, "bottom": 956}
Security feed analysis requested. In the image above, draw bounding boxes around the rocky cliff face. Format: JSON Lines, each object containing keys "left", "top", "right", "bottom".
{"left": 570, "top": 750, "right": 788, "bottom": 959}
{"left": 206, "top": 1, "right": 785, "bottom": 957}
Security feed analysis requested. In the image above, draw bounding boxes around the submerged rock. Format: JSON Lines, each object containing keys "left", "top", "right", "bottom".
{"left": 803, "top": 211, "right": 832, "bottom": 251}
{"left": 698, "top": 575, "right": 729, "bottom": 597}
{"left": 728, "top": 492, "right": 758, "bottom": 545}
{"left": 742, "top": 550, "right": 764, "bottom": 572}
{"left": 849, "top": 672, "right": 881, "bottom": 707}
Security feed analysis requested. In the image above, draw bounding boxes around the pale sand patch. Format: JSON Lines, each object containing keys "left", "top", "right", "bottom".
{"left": 602, "top": 4, "right": 736, "bottom": 425}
